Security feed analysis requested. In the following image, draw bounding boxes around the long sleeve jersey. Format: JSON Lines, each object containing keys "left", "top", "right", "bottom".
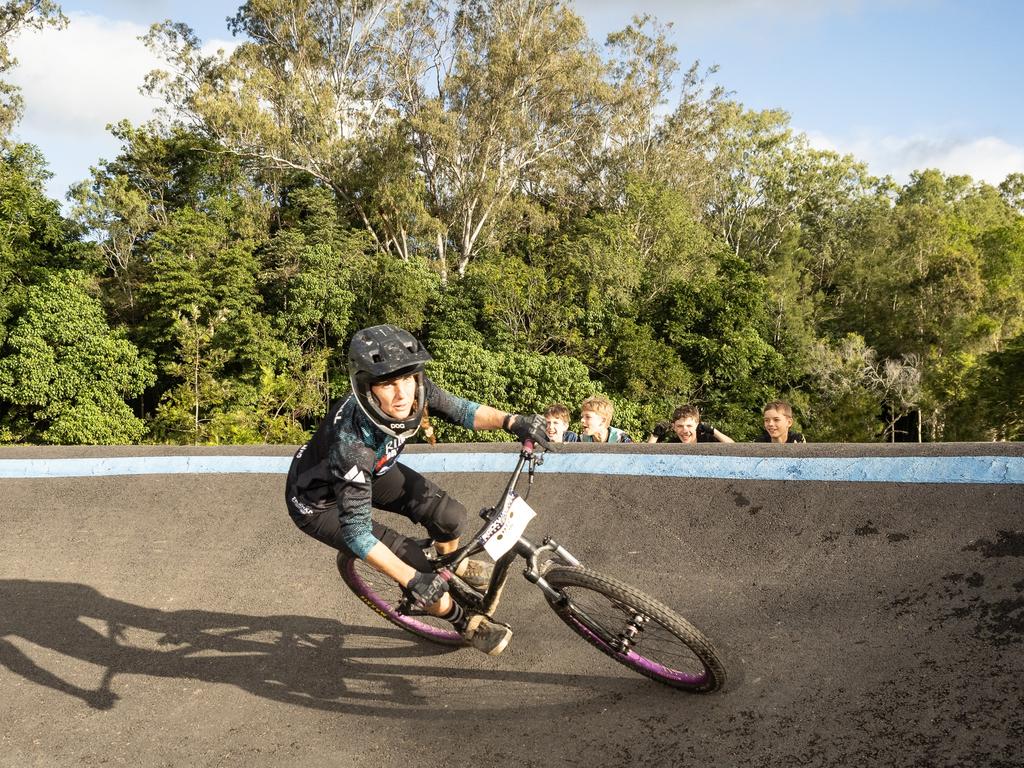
{"left": 287, "top": 377, "right": 480, "bottom": 558}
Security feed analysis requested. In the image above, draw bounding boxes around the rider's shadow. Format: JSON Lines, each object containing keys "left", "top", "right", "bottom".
{"left": 0, "top": 579, "right": 469, "bottom": 714}
{"left": 1, "top": 579, "right": 622, "bottom": 715}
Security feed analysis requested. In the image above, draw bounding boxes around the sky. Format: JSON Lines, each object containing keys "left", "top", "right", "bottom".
{"left": 7, "top": 0, "right": 1024, "bottom": 207}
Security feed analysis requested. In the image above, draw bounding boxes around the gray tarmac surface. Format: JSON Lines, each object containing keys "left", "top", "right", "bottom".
{"left": 1, "top": 444, "right": 1022, "bottom": 767}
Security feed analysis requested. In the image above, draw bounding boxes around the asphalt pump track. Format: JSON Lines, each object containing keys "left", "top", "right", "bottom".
{"left": 1, "top": 443, "right": 1021, "bottom": 767}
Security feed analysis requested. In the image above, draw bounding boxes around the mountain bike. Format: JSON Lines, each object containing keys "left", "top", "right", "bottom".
{"left": 336, "top": 440, "right": 727, "bottom": 692}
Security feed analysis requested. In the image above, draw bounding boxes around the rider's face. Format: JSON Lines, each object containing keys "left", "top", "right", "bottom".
{"left": 371, "top": 375, "right": 417, "bottom": 419}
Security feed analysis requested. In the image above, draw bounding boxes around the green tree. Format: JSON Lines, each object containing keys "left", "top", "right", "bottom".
{"left": 148, "top": 303, "right": 320, "bottom": 445}
{"left": 598, "top": 14, "right": 679, "bottom": 182}
{"left": 0, "top": 270, "right": 153, "bottom": 443}
{"left": 922, "top": 351, "right": 985, "bottom": 441}
{"left": 396, "top": 0, "right": 606, "bottom": 276}
{"left": 654, "top": 251, "right": 785, "bottom": 439}
{"left": 543, "top": 177, "right": 711, "bottom": 344}
{"left": 143, "top": 1, "right": 433, "bottom": 261}
{"left": 148, "top": 306, "right": 229, "bottom": 443}
{"left": 977, "top": 216, "right": 1024, "bottom": 349}
{"left": 71, "top": 121, "right": 266, "bottom": 324}
{"left": 974, "top": 332, "right": 1024, "bottom": 440}
{"left": 999, "top": 173, "right": 1024, "bottom": 213}
{"left": 145, "top": 0, "right": 611, "bottom": 277}
{"left": 1, "top": 143, "right": 93, "bottom": 329}
{"left": 259, "top": 183, "right": 369, "bottom": 406}
{"left": 425, "top": 337, "right": 596, "bottom": 441}
{"left": 804, "top": 334, "right": 883, "bottom": 442}
{"left": 702, "top": 103, "right": 807, "bottom": 269}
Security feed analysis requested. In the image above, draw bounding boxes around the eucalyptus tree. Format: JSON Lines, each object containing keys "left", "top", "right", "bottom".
{"left": 144, "top": 0, "right": 613, "bottom": 279}
{"left": 143, "top": 1, "right": 414, "bottom": 256}
{"left": 397, "top": 0, "right": 606, "bottom": 277}
{"left": 804, "top": 334, "right": 883, "bottom": 442}
{"left": 998, "top": 173, "right": 1024, "bottom": 213}
{"left": 702, "top": 104, "right": 804, "bottom": 268}
{"left": 868, "top": 354, "right": 923, "bottom": 442}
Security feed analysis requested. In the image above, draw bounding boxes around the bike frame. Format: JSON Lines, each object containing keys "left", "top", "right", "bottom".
{"left": 358, "top": 441, "right": 724, "bottom": 690}
{"left": 428, "top": 441, "right": 582, "bottom": 615}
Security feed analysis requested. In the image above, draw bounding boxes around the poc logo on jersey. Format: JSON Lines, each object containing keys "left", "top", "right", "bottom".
{"left": 390, "top": 422, "right": 406, "bottom": 430}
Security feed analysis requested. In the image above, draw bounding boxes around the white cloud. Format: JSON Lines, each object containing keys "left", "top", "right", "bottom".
{"left": 6, "top": 11, "right": 233, "bottom": 202}
{"left": 11, "top": 13, "right": 165, "bottom": 135}
{"left": 805, "top": 130, "right": 1024, "bottom": 186}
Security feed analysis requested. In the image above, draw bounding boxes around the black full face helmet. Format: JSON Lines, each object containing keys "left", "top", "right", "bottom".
{"left": 347, "top": 324, "right": 433, "bottom": 439}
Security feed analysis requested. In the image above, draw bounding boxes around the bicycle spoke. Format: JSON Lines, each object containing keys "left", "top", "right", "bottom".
{"left": 543, "top": 566, "right": 725, "bottom": 692}
{"left": 563, "top": 587, "right": 709, "bottom": 678}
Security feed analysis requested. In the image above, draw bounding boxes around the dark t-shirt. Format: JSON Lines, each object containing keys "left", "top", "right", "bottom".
{"left": 754, "top": 429, "right": 806, "bottom": 443}
{"left": 654, "top": 433, "right": 718, "bottom": 443}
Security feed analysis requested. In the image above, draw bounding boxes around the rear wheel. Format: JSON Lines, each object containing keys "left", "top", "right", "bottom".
{"left": 543, "top": 566, "right": 726, "bottom": 692}
{"left": 336, "top": 551, "right": 466, "bottom": 647}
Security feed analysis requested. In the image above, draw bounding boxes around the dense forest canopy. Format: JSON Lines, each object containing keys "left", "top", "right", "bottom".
{"left": 1, "top": 0, "right": 1022, "bottom": 445}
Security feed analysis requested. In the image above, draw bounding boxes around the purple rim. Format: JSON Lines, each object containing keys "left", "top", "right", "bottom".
{"left": 567, "top": 614, "right": 709, "bottom": 686}
{"left": 345, "top": 559, "right": 462, "bottom": 643}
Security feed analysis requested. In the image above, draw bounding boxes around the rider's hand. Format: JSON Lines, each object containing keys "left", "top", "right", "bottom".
{"left": 507, "top": 413, "right": 550, "bottom": 449}
{"left": 697, "top": 422, "right": 714, "bottom": 439}
{"left": 651, "top": 421, "right": 671, "bottom": 440}
{"left": 404, "top": 571, "right": 449, "bottom": 610}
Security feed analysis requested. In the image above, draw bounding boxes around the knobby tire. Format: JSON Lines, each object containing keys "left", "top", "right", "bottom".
{"left": 543, "top": 566, "right": 726, "bottom": 692}
{"left": 336, "top": 550, "right": 466, "bottom": 647}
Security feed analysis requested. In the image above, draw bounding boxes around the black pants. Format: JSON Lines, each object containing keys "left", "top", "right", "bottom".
{"left": 288, "top": 463, "right": 468, "bottom": 571}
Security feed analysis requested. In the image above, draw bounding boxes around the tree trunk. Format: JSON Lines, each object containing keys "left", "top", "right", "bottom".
{"left": 193, "top": 333, "right": 201, "bottom": 446}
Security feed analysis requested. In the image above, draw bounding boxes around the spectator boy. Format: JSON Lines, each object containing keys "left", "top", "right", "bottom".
{"left": 647, "top": 404, "right": 734, "bottom": 444}
{"left": 543, "top": 403, "right": 579, "bottom": 443}
{"left": 756, "top": 400, "right": 806, "bottom": 443}
{"left": 579, "top": 395, "right": 633, "bottom": 443}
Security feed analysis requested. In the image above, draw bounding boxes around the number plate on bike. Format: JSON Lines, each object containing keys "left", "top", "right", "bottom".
{"left": 480, "top": 494, "right": 536, "bottom": 559}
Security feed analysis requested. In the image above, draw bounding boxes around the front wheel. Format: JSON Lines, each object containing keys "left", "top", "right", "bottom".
{"left": 543, "top": 566, "right": 726, "bottom": 692}
{"left": 336, "top": 551, "right": 466, "bottom": 647}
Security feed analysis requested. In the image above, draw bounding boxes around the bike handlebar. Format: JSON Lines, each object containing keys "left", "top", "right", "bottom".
{"left": 429, "top": 441, "right": 538, "bottom": 572}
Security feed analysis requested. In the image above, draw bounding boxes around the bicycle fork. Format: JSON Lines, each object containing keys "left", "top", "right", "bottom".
{"left": 518, "top": 537, "right": 647, "bottom": 654}
{"left": 516, "top": 536, "right": 581, "bottom": 600}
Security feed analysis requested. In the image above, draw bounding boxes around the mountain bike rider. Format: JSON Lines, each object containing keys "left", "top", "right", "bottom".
{"left": 285, "top": 324, "right": 550, "bottom": 656}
